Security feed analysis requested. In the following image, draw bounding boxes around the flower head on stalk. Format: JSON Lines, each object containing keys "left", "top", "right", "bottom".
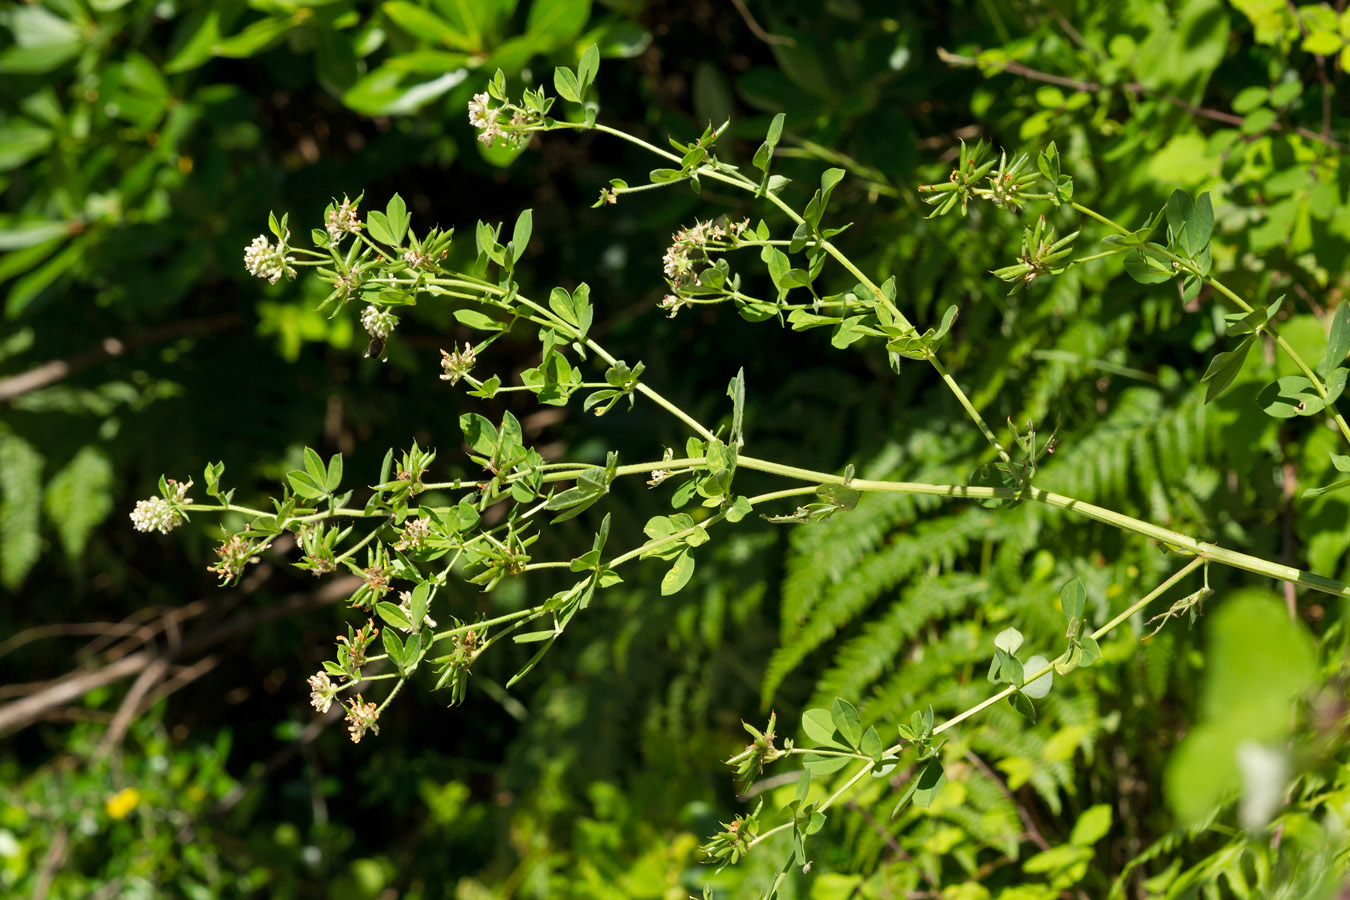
{"left": 243, "top": 235, "right": 295, "bottom": 284}
{"left": 439, "top": 344, "right": 476, "bottom": 385}
{"left": 345, "top": 694, "right": 379, "bottom": 743}
{"left": 325, "top": 195, "right": 363, "bottom": 241}
{"left": 129, "top": 478, "right": 193, "bottom": 534}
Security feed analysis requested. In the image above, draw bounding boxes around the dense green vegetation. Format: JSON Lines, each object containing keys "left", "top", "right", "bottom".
{"left": 3, "top": 0, "right": 1350, "bottom": 897}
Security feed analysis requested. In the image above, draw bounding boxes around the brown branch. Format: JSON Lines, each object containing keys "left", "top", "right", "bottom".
{"left": 30, "top": 826, "right": 68, "bottom": 900}
{"left": 0, "top": 314, "right": 240, "bottom": 404}
{"left": 964, "top": 750, "right": 1052, "bottom": 852}
{"left": 0, "top": 622, "right": 150, "bottom": 662}
{"left": 728, "top": 0, "right": 796, "bottom": 47}
{"left": 937, "top": 48, "right": 1345, "bottom": 151}
{"left": 0, "top": 573, "right": 360, "bottom": 737}
{"left": 93, "top": 656, "right": 171, "bottom": 762}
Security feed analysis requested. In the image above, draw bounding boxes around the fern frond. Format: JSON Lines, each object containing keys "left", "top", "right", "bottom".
{"left": 764, "top": 512, "right": 998, "bottom": 706}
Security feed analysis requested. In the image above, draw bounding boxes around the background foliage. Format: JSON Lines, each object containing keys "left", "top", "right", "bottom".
{"left": 2, "top": 0, "right": 1349, "bottom": 897}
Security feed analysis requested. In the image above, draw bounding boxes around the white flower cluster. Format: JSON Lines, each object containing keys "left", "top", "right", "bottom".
{"left": 439, "top": 343, "right": 476, "bottom": 385}
{"left": 647, "top": 447, "right": 676, "bottom": 486}
{"left": 243, "top": 235, "right": 293, "bottom": 284}
{"left": 468, "top": 92, "right": 504, "bottom": 146}
{"left": 308, "top": 672, "right": 337, "bottom": 713}
{"left": 129, "top": 479, "right": 192, "bottom": 534}
{"left": 360, "top": 305, "right": 397, "bottom": 339}
{"left": 345, "top": 695, "right": 379, "bottom": 743}
{"left": 395, "top": 588, "right": 438, "bottom": 633}
{"left": 325, "top": 197, "right": 362, "bottom": 241}
{"left": 468, "top": 92, "right": 529, "bottom": 148}
{"left": 395, "top": 516, "right": 432, "bottom": 551}
{"left": 403, "top": 247, "right": 434, "bottom": 270}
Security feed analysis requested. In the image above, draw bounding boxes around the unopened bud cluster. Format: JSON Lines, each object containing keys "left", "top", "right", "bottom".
{"left": 439, "top": 344, "right": 476, "bottom": 385}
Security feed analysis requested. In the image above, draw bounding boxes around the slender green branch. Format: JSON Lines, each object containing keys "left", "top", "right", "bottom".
{"left": 748, "top": 761, "right": 874, "bottom": 850}
{"left": 1067, "top": 200, "right": 1350, "bottom": 446}
{"left": 928, "top": 557, "right": 1203, "bottom": 742}
{"left": 754, "top": 559, "right": 1202, "bottom": 835}
{"left": 334, "top": 526, "right": 383, "bottom": 564}
{"left": 734, "top": 454, "right": 1350, "bottom": 599}
{"left": 431, "top": 607, "right": 542, "bottom": 641}
{"left": 184, "top": 502, "right": 271, "bottom": 518}
{"left": 571, "top": 117, "right": 1020, "bottom": 464}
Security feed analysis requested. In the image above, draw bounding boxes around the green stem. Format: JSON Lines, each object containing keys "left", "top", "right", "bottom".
{"left": 927, "top": 354, "right": 1010, "bottom": 461}
{"left": 1067, "top": 200, "right": 1350, "bottom": 445}
{"left": 748, "top": 761, "right": 874, "bottom": 850}
{"left": 184, "top": 502, "right": 270, "bottom": 518}
{"left": 586, "top": 119, "right": 1018, "bottom": 464}
{"left": 924, "top": 558, "right": 1203, "bottom": 744}
{"left": 334, "top": 526, "right": 382, "bottom": 564}
{"left": 1069, "top": 202, "right": 1130, "bottom": 235}
{"left": 734, "top": 455, "right": 1350, "bottom": 599}
{"left": 431, "top": 607, "right": 542, "bottom": 641}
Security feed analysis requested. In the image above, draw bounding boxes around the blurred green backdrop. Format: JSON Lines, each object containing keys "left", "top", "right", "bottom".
{"left": 3, "top": 0, "right": 1350, "bottom": 897}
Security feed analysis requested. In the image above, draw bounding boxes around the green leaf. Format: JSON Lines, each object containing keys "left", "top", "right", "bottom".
{"left": 801, "top": 708, "right": 843, "bottom": 747}
{"left": 0, "top": 219, "right": 69, "bottom": 250}
{"left": 753, "top": 112, "right": 786, "bottom": 174}
{"left": 1325, "top": 367, "right": 1347, "bottom": 404}
{"left": 893, "top": 759, "right": 946, "bottom": 816}
{"left": 43, "top": 446, "right": 112, "bottom": 561}
{"left": 1202, "top": 336, "right": 1254, "bottom": 402}
{"left": 286, "top": 470, "right": 328, "bottom": 500}
{"left": 577, "top": 43, "right": 599, "bottom": 95}
{"left": 994, "top": 627, "right": 1023, "bottom": 655}
{"left": 802, "top": 752, "right": 851, "bottom": 775}
{"left": 382, "top": 628, "right": 406, "bottom": 670}
{"left": 459, "top": 412, "right": 499, "bottom": 456}
{"left": 1079, "top": 635, "right": 1102, "bottom": 666}
{"left": 506, "top": 635, "right": 556, "bottom": 688}
{"left": 525, "top": 0, "right": 589, "bottom": 48}
{"left": 376, "top": 600, "right": 413, "bottom": 631}
{"left": 1319, "top": 304, "right": 1350, "bottom": 378}
{"left": 726, "top": 495, "right": 753, "bottom": 523}
{"left": 326, "top": 454, "right": 344, "bottom": 493}
{"left": 1009, "top": 690, "right": 1037, "bottom": 723}
{"left": 382, "top": 1, "right": 478, "bottom": 52}
{"left": 212, "top": 15, "right": 294, "bottom": 59}
{"left": 303, "top": 447, "right": 326, "bottom": 485}
{"left": 0, "top": 124, "right": 54, "bottom": 172}
{"left": 0, "top": 5, "right": 80, "bottom": 73}
{"left": 367, "top": 210, "right": 395, "bottom": 245}
{"left": 1303, "top": 29, "right": 1344, "bottom": 55}
{"left": 830, "top": 698, "right": 863, "bottom": 749}
{"left": 1257, "top": 376, "right": 1325, "bottom": 418}
{"left": 554, "top": 66, "right": 580, "bottom": 103}
{"left": 661, "top": 549, "right": 695, "bottom": 595}
{"left": 1022, "top": 655, "right": 1054, "bottom": 699}
{"left": 1124, "top": 244, "right": 1174, "bottom": 284}
{"left": 1232, "top": 86, "right": 1268, "bottom": 113}
{"left": 1070, "top": 805, "right": 1113, "bottom": 845}
{"left": 1303, "top": 478, "right": 1350, "bottom": 499}
{"left": 859, "top": 726, "right": 883, "bottom": 762}
{"left": 727, "top": 368, "right": 746, "bottom": 448}
{"left": 386, "top": 194, "right": 410, "bottom": 246}
{"left": 1060, "top": 578, "right": 1085, "bottom": 624}
{"left": 1166, "top": 190, "right": 1213, "bottom": 257}
{"left": 511, "top": 208, "right": 533, "bottom": 264}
